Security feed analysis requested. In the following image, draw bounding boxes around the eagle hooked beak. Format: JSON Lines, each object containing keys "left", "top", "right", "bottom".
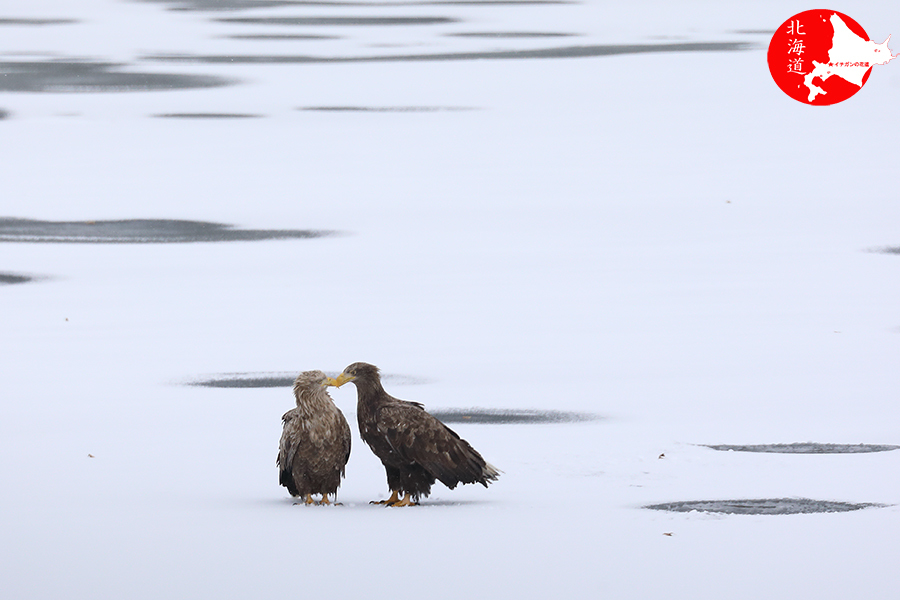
{"left": 328, "top": 373, "right": 356, "bottom": 388}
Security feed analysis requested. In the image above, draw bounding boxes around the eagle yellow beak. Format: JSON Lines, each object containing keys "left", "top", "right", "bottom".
{"left": 328, "top": 373, "right": 355, "bottom": 387}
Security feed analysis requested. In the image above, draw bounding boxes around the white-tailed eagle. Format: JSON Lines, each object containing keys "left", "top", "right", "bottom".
{"left": 278, "top": 370, "right": 352, "bottom": 505}
{"left": 329, "top": 362, "right": 499, "bottom": 506}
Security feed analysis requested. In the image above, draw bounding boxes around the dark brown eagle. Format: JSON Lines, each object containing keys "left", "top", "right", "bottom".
{"left": 277, "top": 370, "right": 352, "bottom": 505}
{"left": 328, "top": 362, "right": 499, "bottom": 506}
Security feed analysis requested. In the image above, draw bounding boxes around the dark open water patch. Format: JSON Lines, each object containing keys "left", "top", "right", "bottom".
{"left": 189, "top": 371, "right": 432, "bottom": 388}
{"left": 146, "top": 42, "right": 751, "bottom": 65}
{"left": 145, "top": 0, "right": 302, "bottom": 9}
{"left": 706, "top": 443, "right": 900, "bottom": 454}
{"left": 216, "top": 16, "right": 459, "bottom": 26}
{"left": 447, "top": 31, "right": 576, "bottom": 38}
{"left": 0, "top": 218, "right": 335, "bottom": 243}
{"left": 0, "top": 273, "right": 35, "bottom": 285}
{"left": 645, "top": 498, "right": 883, "bottom": 515}
{"left": 227, "top": 34, "right": 342, "bottom": 40}
{"left": 155, "top": 112, "right": 263, "bottom": 119}
{"left": 428, "top": 0, "right": 572, "bottom": 3}
{"left": 300, "top": 106, "right": 475, "bottom": 112}
{"left": 0, "top": 60, "right": 234, "bottom": 93}
{"left": 189, "top": 374, "right": 596, "bottom": 424}
{"left": 0, "top": 18, "right": 78, "bottom": 26}
{"left": 429, "top": 408, "right": 598, "bottom": 424}
{"left": 141, "top": 0, "right": 567, "bottom": 9}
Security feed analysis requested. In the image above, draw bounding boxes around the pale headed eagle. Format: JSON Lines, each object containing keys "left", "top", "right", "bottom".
{"left": 278, "top": 370, "right": 352, "bottom": 505}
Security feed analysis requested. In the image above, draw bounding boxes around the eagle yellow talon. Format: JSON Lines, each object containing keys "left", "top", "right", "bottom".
{"left": 371, "top": 490, "right": 401, "bottom": 505}
{"left": 387, "top": 493, "right": 417, "bottom": 507}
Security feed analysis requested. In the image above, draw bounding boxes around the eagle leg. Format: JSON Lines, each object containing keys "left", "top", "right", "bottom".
{"left": 318, "top": 494, "right": 332, "bottom": 505}
{"left": 303, "top": 494, "right": 316, "bottom": 505}
{"left": 371, "top": 490, "right": 401, "bottom": 505}
{"left": 387, "top": 492, "right": 418, "bottom": 507}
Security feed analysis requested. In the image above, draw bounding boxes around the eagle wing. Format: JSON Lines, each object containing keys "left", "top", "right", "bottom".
{"left": 375, "top": 402, "right": 493, "bottom": 488}
{"left": 338, "top": 409, "right": 352, "bottom": 475}
{"left": 278, "top": 407, "right": 352, "bottom": 494}
{"left": 277, "top": 409, "right": 302, "bottom": 495}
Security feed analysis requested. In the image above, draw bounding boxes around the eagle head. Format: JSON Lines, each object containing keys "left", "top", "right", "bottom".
{"left": 293, "top": 370, "right": 329, "bottom": 395}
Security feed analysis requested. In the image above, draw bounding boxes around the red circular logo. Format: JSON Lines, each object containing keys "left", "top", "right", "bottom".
{"left": 768, "top": 10, "right": 894, "bottom": 105}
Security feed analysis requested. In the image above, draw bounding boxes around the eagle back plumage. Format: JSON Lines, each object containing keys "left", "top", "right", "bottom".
{"left": 277, "top": 371, "right": 351, "bottom": 498}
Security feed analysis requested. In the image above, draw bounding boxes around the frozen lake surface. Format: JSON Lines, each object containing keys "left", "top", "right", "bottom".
{"left": 2, "top": 0, "right": 899, "bottom": 598}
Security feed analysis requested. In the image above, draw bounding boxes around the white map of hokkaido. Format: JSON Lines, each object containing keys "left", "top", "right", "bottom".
{"left": 804, "top": 13, "right": 897, "bottom": 101}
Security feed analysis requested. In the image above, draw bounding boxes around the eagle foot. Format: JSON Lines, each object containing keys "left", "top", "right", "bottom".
{"left": 386, "top": 493, "right": 418, "bottom": 507}
{"left": 371, "top": 490, "right": 402, "bottom": 505}
{"left": 294, "top": 495, "right": 341, "bottom": 506}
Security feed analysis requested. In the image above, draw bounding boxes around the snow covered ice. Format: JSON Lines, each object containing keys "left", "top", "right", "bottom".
{"left": 1, "top": 1, "right": 899, "bottom": 598}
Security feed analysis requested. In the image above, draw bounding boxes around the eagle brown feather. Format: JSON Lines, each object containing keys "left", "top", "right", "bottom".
{"left": 333, "top": 362, "right": 499, "bottom": 502}
{"left": 277, "top": 370, "right": 351, "bottom": 501}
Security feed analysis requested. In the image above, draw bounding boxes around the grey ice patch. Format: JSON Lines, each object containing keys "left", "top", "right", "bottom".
{"left": 0, "top": 272, "right": 35, "bottom": 285}
{"left": 705, "top": 443, "right": 900, "bottom": 454}
{"left": 192, "top": 374, "right": 298, "bottom": 388}
{"left": 0, "top": 60, "right": 234, "bottom": 93}
{"left": 447, "top": 31, "right": 576, "bottom": 38}
{"left": 138, "top": 0, "right": 569, "bottom": 9}
{"left": 155, "top": 112, "right": 263, "bottom": 118}
{"left": 429, "top": 0, "right": 571, "bottom": 3}
{"left": 0, "top": 18, "right": 77, "bottom": 26}
{"left": 189, "top": 371, "right": 432, "bottom": 388}
{"left": 226, "top": 34, "right": 341, "bottom": 40}
{"left": 146, "top": 42, "right": 752, "bottom": 65}
{"left": 136, "top": 0, "right": 307, "bottom": 10}
{"left": 428, "top": 408, "right": 599, "bottom": 424}
{"left": 216, "top": 16, "right": 459, "bottom": 26}
{"left": 873, "top": 246, "right": 900, "bottom": 254}
{"left": 0, "top": 109, "right": 9, "bottom": 119}
{"left": 645, "top": 498, "right": 883, "bottom": 515}
{"left": 299, "top": 106, "right": 475, "bottom": 112}
{"left": 0, "top": 218, "right": 336, "bottom": 243}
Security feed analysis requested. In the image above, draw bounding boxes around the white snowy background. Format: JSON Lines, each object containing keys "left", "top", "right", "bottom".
{"left": 1, "top": 0, "right": 899, "bottom": 598}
